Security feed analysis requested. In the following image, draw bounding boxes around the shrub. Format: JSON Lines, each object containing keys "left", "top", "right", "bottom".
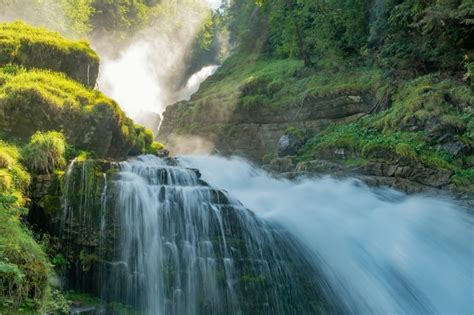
{"left": 150, "top": 141, "right": 165, "bottom": 152}
{"left": 22, "top": 131, "right": 66, "bottom": 174}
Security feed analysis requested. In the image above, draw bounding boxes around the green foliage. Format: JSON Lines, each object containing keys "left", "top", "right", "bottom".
{"left": 22, "top": 131, "right": 67, "bottom": 174}
{"left": 0, "top": 21, "right": 99, "bottom": 86}
{"left": 225, "top": 0, "right": 472, "bottom": 75}
{"left": 297, "top": 75, "right": 473, "bottom": 190}
{"left": 378, "top": 0, "right": 473, "bottom": 73}
{"left": 373, "top": 75, "right": 473, "bottom": 135}
{"left": 0, "top": 192, "right": 50, "bottom": 311}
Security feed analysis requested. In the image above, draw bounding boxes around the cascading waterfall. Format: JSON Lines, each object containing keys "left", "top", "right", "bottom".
{"left": 61, "top": 155, "right": 334, "bottom": 314}
{"left": 181, "top": 155, "right": 474, "bottom": 314}
{"left": 59, "top": 154, "right": 473, "bottom": 314}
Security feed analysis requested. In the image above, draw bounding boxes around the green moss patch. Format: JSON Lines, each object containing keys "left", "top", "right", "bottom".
{"left": 0, "top": 67, "right": 155, "bottom": 159}
{"left": 0, "top": 21, "right": 99, "bottom": 87}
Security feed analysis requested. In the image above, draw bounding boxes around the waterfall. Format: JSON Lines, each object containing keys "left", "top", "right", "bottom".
{"left": 181, "top": 155, "right": 474, "bottom": 314}
{"left": 61, "top": 155, "right": 335, "bottom": 314}
{"left": 59, "top": 154, "right": 473, "bottom": 314}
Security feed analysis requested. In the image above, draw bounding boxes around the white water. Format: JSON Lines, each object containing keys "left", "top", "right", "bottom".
{"left": 177, "top": 65, "right": 219, "bottom": 101}
{"left": 181, "top": 155, "right": 474, "bottom": 314}
{"left": 100, "top": 155, "right": 327, "bottom": 314}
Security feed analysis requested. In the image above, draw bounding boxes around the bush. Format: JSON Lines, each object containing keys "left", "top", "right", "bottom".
{"left": 22, "top": 131, "right": 66, "bottom": 174}
{"left": 0, "top": 195, "right": 50, "bottom": 311}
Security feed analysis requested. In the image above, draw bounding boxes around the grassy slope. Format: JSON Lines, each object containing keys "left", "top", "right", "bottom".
{"left": 0, "top": 21, "right": 99, "bottom": 87}
{"left": 193, "top": 53, "right": 383, "bottom": 110}
{"left": 0, "top": 65, "right": 158, "bottom": 157}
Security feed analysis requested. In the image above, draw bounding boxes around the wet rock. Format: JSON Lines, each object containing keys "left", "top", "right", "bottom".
{"left": 278, "top": 134, "right": 303, "bottom": 157}
{"left": 439, "top": 141, "right": 469, "bottom": 156}
{"left": 295, "top": 160, "right": 346, "bottom": 174}
{"left": 268, "top": 157, "right": 295, "bottom": 173}
{"left": 412, "top": 168, "right": 453, "bottom": 187}
{"left": 187, "top": 168, "right": 202, "bottom": 179}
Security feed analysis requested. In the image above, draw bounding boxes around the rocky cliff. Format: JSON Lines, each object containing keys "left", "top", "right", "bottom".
{"left": 160, "top": 93, "right": 375, "bottom": 161}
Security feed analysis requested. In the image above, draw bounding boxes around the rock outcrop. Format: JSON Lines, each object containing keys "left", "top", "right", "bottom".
{"left": 159, "top": 93, "right": 373, "bottom": 162}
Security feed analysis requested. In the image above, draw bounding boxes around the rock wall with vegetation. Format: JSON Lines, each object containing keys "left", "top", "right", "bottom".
{"left": 0, "top": 22, "right": 161, "bottom": 160}
{"left": 159, "top": 0, "right": 473, "bottom": 195}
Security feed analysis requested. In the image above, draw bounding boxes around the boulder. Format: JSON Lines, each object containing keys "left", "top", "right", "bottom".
{"left": 278, "top": 134, "right": 303, "bottom": 157}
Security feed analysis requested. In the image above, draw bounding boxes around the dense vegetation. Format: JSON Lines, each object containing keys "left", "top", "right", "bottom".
{"left": 226, "top": 0, "right": 473, "bottom": 76}
{"left": 186, "top": 0, "right": 472, "bottom": 191}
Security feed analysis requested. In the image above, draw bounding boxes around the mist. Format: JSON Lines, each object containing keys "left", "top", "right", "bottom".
{"left": 97, "top": 0, "right": 220, "bottom": 129}
{"left": 1, "top": 0, "right": 223, "bottom": 133}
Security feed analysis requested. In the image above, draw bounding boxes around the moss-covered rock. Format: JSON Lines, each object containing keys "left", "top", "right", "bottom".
{"left": 0, "top": 67, "right": 154, "bottom": 159}
{"left": 296, "top": 75, "right": 473, "bottom": 193}
{"left": 0, "top": 21, "right": 99, "bottom": 87}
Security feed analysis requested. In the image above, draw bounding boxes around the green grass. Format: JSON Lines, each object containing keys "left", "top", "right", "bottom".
{"left": 22, "top": 131, "right": 66, "bottom": 175}
{"left": 192, "top": 53, "right": 383, "bottom": 110}
{"left": 0, "top": 21, "right": 98, "bottom": 87}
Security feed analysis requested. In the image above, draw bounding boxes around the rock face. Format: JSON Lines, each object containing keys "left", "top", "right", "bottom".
{"left": 159, "top": 94, "right": 373, "bottom": 162}
{"left": 265, "top": 154, "right": 473, "bottom": 202}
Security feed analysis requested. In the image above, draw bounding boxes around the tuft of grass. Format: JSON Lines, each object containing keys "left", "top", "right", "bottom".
{"left": 22, "top": 131, "right": 67, "bottom": 174}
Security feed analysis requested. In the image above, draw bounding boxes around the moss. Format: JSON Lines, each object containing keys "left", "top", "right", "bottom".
{"left": 374, "top": 75, "right": 473, "bottom": 134}
{"left": 0, "top": 21, "right": 99, "bottom": 87}
{"left": 294, "top": 73, "right": 473, "bottom": 191}
{"left": 362, "top": 143, "right": 394, "bottom": 159}
{"left": 0, "top": 139, "right": 54, "bottom": 312}
{"left": 395, "top": 143, "right": 418, "bottom": 160}
{"left": 0, "top": 67, "right": 155, "bottom": 158}
{"left": 0, "top": 170, "right": 12, "bottom": 192}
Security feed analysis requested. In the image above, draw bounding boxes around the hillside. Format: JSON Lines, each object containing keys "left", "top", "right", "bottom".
{"left": 159, "top": 0, "right": 473, "bottom": 195}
